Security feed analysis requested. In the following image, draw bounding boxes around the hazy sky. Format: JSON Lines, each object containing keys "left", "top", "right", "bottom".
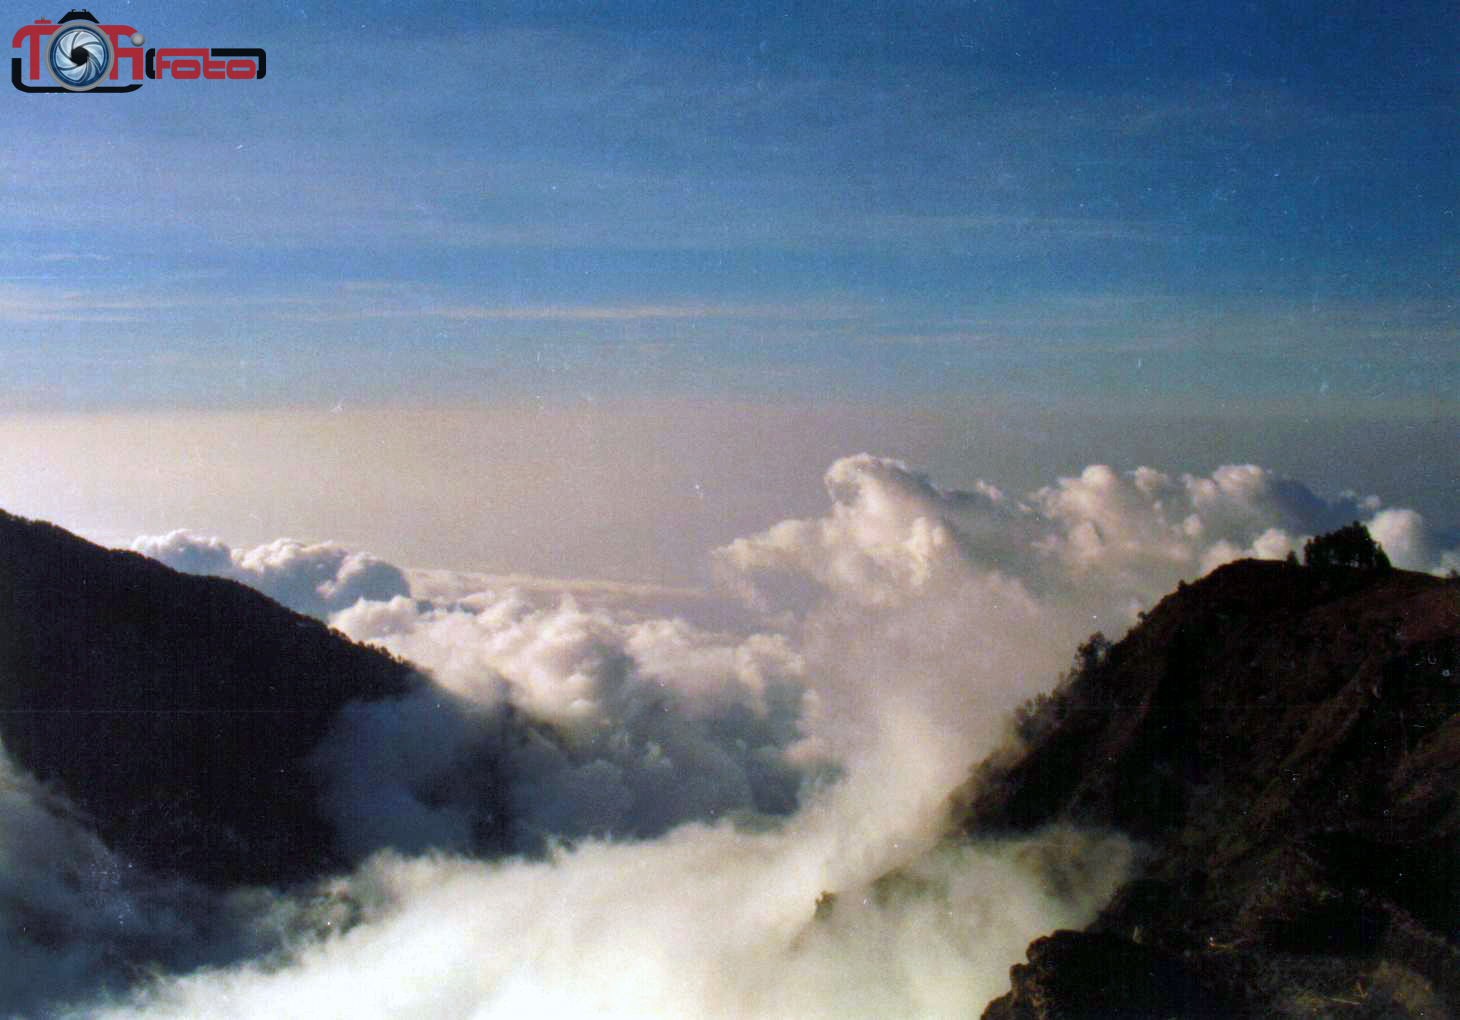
{"left": 2, "top": 9, "right": 1458, "bottom": 1012}
{"left": 3, "top": 0, "right": 1455, "bottom": 578}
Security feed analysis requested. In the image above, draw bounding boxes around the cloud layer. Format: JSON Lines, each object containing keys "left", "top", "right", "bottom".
{"left": 29, "top": 455, "right": 1453, "bottom": 1018}
{"left": 131, "top": 532, "right": 411, "bottom": 617}
{"left": 80, "top": 825, "right": 1132, "bottom": 1020}
{"left": 313, "top": 593, "right": 811, "bottom": 859}
{"left": 718, "top": 456, "right": 1460, "bottom": 628}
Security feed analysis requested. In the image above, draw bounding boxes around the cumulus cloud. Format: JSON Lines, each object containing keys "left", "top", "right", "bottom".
{"left": 76, "top": 455, "right": 1138, "bottom": 1018}
{"left": 331, "top": 592, "right": 804, "bottom": 725}
{"left": 1366, "top": 508, "right": 1460, "bottom": 574}
{"left": 127, "top": 529, "right": 817, "bottom": 862}
{"left": 132, "top": 531, "right": 410, "bottom": 617}
{"left": 73, "top": 454, "right": 1455, "bottom": 1019}
{"left": 713, "top": 455, "right": 1038, "bottom": 613}
{"left": 319, "top": 592, "right": 811, "bottom": 857}
{"left": 719, "top": 455, "right": 1459, "bottom": 632}
{"left": 1026, "top": 461, "right": 1459, "bottom": 588}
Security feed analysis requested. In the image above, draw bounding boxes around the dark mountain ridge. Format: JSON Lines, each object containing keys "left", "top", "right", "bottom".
{"left": 3, "top": 508, "right": 1457, "bottom": 1015}
{"left": 0, "top": 509, "right": 423, "bottom": 887}
{"left": 964, "top": 558, "right": 1460, "bottom": 1018}
{"left": 0, "top": 510, "right": 804, "bottom": 897}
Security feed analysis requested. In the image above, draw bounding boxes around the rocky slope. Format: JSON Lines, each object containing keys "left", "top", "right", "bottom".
{"left": 963, "top": 559, "right": 1460, "bottom": 1018}
{"left": 0, "top": 509, "right": 423, "bottom": 887}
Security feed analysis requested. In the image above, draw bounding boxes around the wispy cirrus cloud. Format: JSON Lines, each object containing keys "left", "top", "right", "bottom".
{"left": 32, "top": 253, "right": 112, "bottom": 264}
{"left": 270, "top": 296, "right": 871, "bottom": 325}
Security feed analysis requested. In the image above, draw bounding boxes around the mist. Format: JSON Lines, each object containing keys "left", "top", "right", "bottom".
{"left": 1, "top": 455, "right": 1454, "bottom": 1017}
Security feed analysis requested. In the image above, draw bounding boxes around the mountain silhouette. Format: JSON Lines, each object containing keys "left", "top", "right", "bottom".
{"left": 964, "top": 558, "right": 1460, "bottom": 1018}
{"left": 0, "top": 509, "right": 423, "bottom": 887}
{"left": 3, "top": 507, "right": 1457, "bottom": 1015}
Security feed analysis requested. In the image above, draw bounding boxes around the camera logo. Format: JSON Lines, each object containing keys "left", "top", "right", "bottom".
{"left": 13, "top": 9, "right": 265, "bottom": 93}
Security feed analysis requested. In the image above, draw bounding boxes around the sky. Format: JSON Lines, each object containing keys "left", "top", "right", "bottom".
{"left": 2, "top": 0, "right": 1456, "bottom": 577}
{"left": 2, "top": 6, "right": 1459, "bottom": 1014}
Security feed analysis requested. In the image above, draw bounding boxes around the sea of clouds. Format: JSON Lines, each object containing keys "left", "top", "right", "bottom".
{"left": 3, "top": 456, "right": 1456, "bottom": 1018}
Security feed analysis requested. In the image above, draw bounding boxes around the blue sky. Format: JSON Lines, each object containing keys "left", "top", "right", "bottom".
{"left": 5, "top": 0, "right": 1454, "bottom": 407}
{"left": 1, "top": 1, "right": 1455, "bottom": 575}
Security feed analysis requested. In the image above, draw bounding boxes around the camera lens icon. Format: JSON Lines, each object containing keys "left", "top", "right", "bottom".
{"left": 46, "top": 24, "right": 114, "bottom": 91}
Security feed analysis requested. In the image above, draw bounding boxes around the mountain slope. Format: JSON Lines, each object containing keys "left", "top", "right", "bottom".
{"left": 963, "top": 559, "right": 1460, "bottom": 1017}
{"left": 0, "top": 510, "right": 422, "bottom": 887}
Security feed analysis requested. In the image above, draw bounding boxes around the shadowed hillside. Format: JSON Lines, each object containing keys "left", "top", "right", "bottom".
{"left": 5, "top": 506, "right": 1458, "bottom": 1014}
{"left": 0, "top": 510, "right": 423, "bottom": 887}
{"left": 963, "top": 558, "right": 1460, "bottom": 1018}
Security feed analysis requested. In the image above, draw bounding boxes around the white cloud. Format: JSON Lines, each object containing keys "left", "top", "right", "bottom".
{"left": 709, "top": 453, "right": 1460, "bottom": 814}
{"left": 321, "top": 590, "right": 810, "bottom": 854}
{"left": 713, "top": 454, "right": 1037, "bottom": 612}
{"left": 88, "top": 454, "right": 1458, "bottom": 1019}
{"left": 132, "top": 530, "right": 410, "bottom": 617}
{"left": 87, "top": 455, "right": 1147, "bottom": 1018}
{"left": 78, "top": 824, "right": 1132, "bottom": 1020}
{"left": 1365, "top": 507, "right": 1460, "bottom": 574}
